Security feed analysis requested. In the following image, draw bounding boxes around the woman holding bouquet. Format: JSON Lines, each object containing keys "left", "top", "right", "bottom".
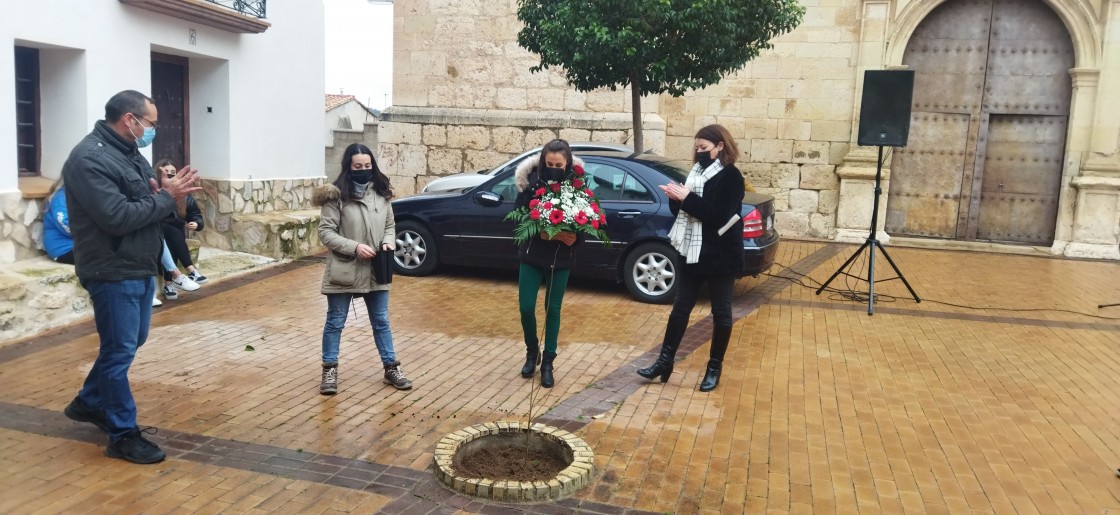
{"left": 511, "top": 138, "right": 587, "bottom": 388}
{"left": 637, "top": 124, "right": 745, "bottom": 392}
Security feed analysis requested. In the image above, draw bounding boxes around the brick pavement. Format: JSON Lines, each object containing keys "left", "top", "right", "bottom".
{"left": 0, "top": 240, "right": 1118, "bottom": 513}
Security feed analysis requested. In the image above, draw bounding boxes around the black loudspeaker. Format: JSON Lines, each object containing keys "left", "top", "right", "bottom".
{"left": 857, "top": 70, "right": 915, "bottom": 147}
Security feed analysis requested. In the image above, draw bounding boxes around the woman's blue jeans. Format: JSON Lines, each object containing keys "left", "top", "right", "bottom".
{"left": 322, "top": 291, "right": 396, "bottom": 365}
{"left": 77, "top": 277, "right": 156, "bottom": 441}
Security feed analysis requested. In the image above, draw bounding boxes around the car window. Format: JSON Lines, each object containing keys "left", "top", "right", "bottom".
{"left": 640, "top": 160, "right": 690, "bottom": 184}
{"left": 621, "top": 173, "right": 653, "bottom": 202}
{"left": 584, "top": 162, "right": 652, "bottom": 203}
{"left": 488, "top": 173, "right": 519, "bottom": 201}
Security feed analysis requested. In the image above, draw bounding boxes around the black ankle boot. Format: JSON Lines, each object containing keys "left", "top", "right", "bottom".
{"left": 520, "top": 340, "right": 540, "bottom": 378}
{"left": 637, "top": 314, "right": 688, "bottom": 383}
{"left": 699, "top": 325, "right": 732, "bottom": 392}
{"left": 699, "top": 360, "right": 722, "bottom": 392}
{"left": 540, "top": 351, "right": 556, "bottom": 388}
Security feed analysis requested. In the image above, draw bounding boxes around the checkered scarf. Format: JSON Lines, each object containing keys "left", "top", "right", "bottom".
{"left": 668, "top": 160, "right": 724, "bottom": 264}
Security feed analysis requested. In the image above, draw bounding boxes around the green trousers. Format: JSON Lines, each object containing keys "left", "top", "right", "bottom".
{"left": 518, "top": 262, "right": 571, "bottom": 354}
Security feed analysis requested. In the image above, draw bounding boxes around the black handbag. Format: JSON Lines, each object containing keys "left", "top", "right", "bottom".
{"left": 373, "top": 249, "right": 394, "bottom": 284}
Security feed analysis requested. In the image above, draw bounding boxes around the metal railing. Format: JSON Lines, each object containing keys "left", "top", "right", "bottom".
{"left": 203, "top": 0, "right": 266, "bottom": 19}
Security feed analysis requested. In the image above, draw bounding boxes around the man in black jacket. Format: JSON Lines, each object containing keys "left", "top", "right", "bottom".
{"left": 61, "top": 90, "right": 200, "bottom": 464}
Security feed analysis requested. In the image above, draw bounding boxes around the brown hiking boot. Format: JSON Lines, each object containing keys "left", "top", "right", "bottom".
{"left": 383, "top": 361, "right": 412, "bottom": 390}
{"left": 320, "top": 362, "right": 338, "bottom": 395}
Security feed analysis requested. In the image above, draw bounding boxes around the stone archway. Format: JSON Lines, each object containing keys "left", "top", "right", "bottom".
{"left": 884, "top": 0, "right": 1075, "bottom": 245}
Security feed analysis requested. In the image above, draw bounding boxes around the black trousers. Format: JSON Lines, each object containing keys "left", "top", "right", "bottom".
{"left": 162, "top": 224, "right": 193, "bottom": 280}
{"left": 670, "top": 271, "right": 735, "bottom": 327}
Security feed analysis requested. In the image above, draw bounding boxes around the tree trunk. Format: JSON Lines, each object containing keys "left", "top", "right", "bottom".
{"left": 630, "top": 73, "right": 643, "bottom": 153}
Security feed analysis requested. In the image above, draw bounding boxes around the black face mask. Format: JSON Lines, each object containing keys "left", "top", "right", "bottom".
{"left": 351, "top": 170, "right": 373, "bottom": 184}
{"left": 541, "top": 166, "right": 566, "bottom": 182}
{"left": 695, "top": 151, "right": 716, "bottom": 169}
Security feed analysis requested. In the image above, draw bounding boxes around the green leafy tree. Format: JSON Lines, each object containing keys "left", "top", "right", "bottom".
{"left": 517, "top": 0, "right": 805, "bottom": 152}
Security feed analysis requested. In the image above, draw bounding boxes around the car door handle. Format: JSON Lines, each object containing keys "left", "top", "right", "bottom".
{"left": 615, "top": 210, "right": 642, "bottom": 218}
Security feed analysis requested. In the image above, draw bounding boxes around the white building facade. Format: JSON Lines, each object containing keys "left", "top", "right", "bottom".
{"left": 0, "top": 0, "right": 326, "bottom": 262}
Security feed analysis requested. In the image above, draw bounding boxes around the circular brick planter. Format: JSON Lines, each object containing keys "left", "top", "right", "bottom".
{"left": 433, "top": 422, "right": 594, "bottom": 503}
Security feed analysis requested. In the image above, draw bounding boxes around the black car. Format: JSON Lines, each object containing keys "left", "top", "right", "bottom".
{"left": 391, "top": 151, "right": 780, "bottom": 303}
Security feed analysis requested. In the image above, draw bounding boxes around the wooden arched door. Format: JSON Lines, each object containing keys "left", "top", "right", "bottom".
{"left": 886, "top": 0, "right": 1074, "bottom": 244}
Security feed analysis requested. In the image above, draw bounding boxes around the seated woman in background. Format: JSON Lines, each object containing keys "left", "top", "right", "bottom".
{"left": 42, "top": 179, "right": 74, "bottom": 264}
{"left": 154, "top": 159, "right": 207, "bottom": 291}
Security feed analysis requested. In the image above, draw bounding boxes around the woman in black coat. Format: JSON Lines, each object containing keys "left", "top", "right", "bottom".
{"left": 155, "top": 159, "right": 208, "bottom": 285}
{"left": 637, "top": 124, "right": 745, "bottom": 392}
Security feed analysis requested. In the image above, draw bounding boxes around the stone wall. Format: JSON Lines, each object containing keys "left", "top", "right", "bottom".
{"left": 193, "top": 178, "right": 327, "bottom": 258}
{"left": 0, "top": 192, "right": 44, "bottom": 264}
{"left": 378, "top": 107, "right": 665, "bottom": 195}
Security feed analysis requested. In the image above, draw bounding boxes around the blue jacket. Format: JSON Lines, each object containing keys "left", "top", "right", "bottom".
{"left": 42, "top": 187, "right": 73, "bottom": 260}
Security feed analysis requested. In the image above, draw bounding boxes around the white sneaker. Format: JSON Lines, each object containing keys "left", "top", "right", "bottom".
{"left": 152, "top": 295, "right": 163, "bottom": 307}
{"left": 172, "top": 274, "right": 200, "bottom": 291}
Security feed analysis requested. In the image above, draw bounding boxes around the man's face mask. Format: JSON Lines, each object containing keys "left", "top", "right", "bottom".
{"left": 130, "top": 113, "right": 157, "bottom": 148}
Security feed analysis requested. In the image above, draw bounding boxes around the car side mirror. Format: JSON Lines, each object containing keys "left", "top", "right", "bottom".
{"left": 474, "top": 191, "right": 502, "bottom": 207}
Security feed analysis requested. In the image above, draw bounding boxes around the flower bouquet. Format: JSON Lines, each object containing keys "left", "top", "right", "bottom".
{"left": 505, "top": 164, "right": 610, "bottom": 246}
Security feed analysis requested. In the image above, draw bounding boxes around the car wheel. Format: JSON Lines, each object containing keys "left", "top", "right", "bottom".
{"left": 394, "top": 221, "right": 439, "bottom": 276}
{"left": 623, "top": 242, "right": 679, "bottom": 304}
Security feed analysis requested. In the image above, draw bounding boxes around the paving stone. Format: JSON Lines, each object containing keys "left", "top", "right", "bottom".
{"left": 0, "top": 241, "right": 1117, "bottom": 513}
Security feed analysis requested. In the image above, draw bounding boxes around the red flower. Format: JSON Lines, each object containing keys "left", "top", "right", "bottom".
{"left": 584, "top": 189, "right": 594, "bottom": 197}
{"left": 535, "top": 187, "right": 546, "bottom": 197}
{"left": 548, "top": 209, "right": 565, "bottom": 224}
{"left": 590, "top": 202, "right": 599, "bottom": 213}
{"left": 574, "top": 212, "right": 589, "bottom": 225}
{"left": 573, "top": 164, "right": 585, "bottom": 176}
{"left": 542, "top": 201, "right": 553, "bottom": 210}
{"left": 529, "top": 199, "right": 540, "bottom": 209}
{"left": 572, "top": 179, "right": 584, "bottom": 189}
{"left": 591, "top": 219, "right": 600, "bottom": 229}
{"left": 529, "top": 209, "right": 541, "bottom": 220}
{"left": 550, "top": 183, "right": 561, "bottom": 193}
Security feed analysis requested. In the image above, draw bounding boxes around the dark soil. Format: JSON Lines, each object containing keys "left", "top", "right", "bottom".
{"left": 454, "top": 445, "right": 569, "bottom": 482}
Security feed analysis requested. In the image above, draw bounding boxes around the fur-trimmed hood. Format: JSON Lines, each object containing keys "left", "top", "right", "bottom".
{"left": 514, "top": 153, "right": 587, "bottom": 193}
{"left": 312, "top": 184, "right": 341, "bottom": 207}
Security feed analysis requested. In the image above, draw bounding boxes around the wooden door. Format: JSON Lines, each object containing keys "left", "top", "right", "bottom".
{"left": 151, "top": 53, "right": 189, "bottom": 168}
{"left": 886, "top": 0, "right": 1073, "bottom": 245}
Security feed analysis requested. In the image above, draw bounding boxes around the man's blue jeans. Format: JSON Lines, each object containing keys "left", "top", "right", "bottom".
{"left": 77, "top": 277, "right": 156, "bottom": 441}
{"left": 322, "top": 291, "right": 396, "bottom": 365}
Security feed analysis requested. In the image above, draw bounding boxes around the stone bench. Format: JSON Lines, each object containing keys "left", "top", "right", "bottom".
{"left": 0, "top": 247, "right": 277, "bottom": 343}
{"left": 203, "top": 210, "right": 323, "bottom": 261}
{"left": 0, "top": 258, "right": 88, "bottom": 342}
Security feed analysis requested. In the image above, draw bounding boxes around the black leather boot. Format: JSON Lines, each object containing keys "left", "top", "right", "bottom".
{"left": 699, "top": 325, "right": 733, "bottom": 392}
{"left": 540, "top": 350, "right": 556, "bottom": 388}
{"left": 520, "top": 339, "right": 541, "bottom": 378}
{"left": 637, "top": 314, "right": 688, "bottom": 383}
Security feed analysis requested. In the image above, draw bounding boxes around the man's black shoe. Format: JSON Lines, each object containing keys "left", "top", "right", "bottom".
{"left": 106, "top": 428, "right": 165, "bottom": 464}
{"left": 64, "top": 397, "right": 110, "bottom": 433}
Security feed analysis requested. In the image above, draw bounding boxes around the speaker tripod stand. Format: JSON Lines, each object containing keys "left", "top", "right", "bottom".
{"left": 816, "top": 145, "right": 921, "bottom": 315}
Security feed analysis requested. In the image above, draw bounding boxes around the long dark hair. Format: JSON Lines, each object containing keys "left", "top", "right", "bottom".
{"left": 535, "top": 138, "right": 574, "bottom": 174}
{"left": 334, "top": 143, "right": 392, "bottom": 202}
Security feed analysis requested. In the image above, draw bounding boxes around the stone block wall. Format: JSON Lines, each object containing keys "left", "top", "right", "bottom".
{"left": 0, "top": 192, "right": 44, "bottom": 264}
{"left": 378, "top": 107, "right": 665, "bottom": 195}
{"left": 193, "top": 178, "right": 327, "bottom": 257}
